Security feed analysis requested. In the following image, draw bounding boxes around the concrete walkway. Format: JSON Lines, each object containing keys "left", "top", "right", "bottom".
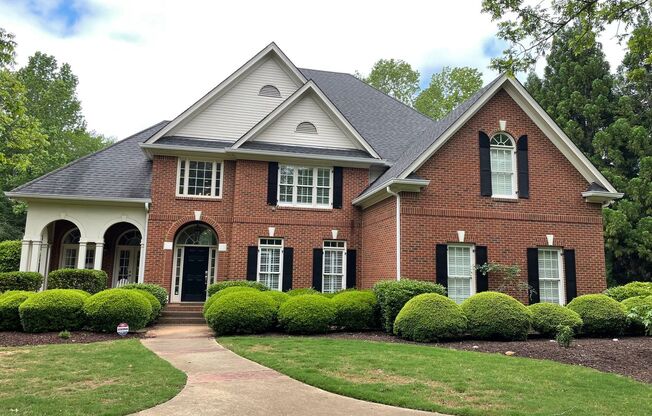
{"left": 136, "top": 325, "right": 442, "bottom": 416}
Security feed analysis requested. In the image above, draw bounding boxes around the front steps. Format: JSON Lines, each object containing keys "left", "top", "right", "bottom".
{"left": 158, "top": 302, "right": 206, "bottom": 325}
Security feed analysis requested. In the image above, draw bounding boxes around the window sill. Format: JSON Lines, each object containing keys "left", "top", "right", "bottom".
{"left": 491, "top": 196, "right": 518, "bottom": 203}
{"left": 175, "top": 195, "right": 223, "bottom": 201}
{"left": 275, "top": 205, "right": 333, "bottom": 212}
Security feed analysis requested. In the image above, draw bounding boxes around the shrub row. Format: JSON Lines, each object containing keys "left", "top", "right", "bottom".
{"left": 207, "top": 280, "right": 269, "bottom": 297}
{"left": 604, "top": 281, "right": 652, "bottom": 302}
{"left": 0, "top": 240, "right": 21, "bottom": 273}
{"left": 0, "top": 271, "right": 43, "bottom": 292}
{"left": 47, "top": 269, "right": 108, "bottom": 294}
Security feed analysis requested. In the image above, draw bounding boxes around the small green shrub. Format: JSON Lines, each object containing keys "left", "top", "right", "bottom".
{"left": 556, "top": 325, "right": 574, "bottom": 348}
{"left": 0, "top": 271, "right": 43, "bottom": 292}
{"left": 0, "top": 290, "right": 34, "bottom": 330}
{"left": 83, "top": 289, "right": 152, "bottom": 332}
{"left": 278, "top": 295, "right": 336, "bottom": 334}
{"left": 205, "top": 291, "right": 276, "bottom": 335}
{"left": 47, "top": 269, "right": 107, "bottom": 294}
{"left": 604, "top": 281, "right": 652, "bottom": 302}
{"left": 58, "top": 330, "right": 71, "bottom": 340}
{"left": 207, "top": 280, "right": 269, "bottom": 297}
{"left": 19, "top": 289, "right": 89, "bottom": 332}
{"left": 332, "top": 290, "right": 377, "bottom": 330}
{"left": 460, "top": 292, "right": 532, "bottom": 341}
{"left": 567, "top": 294, "right": 627, "bottom": 337}
{"left": 261, "top": 290, "right": 291, "bottom": 307}
{"left": 394, "top": 293, "right": 467, "bottom": 342}
{"left": 373, "top": 279, "right": 447, "bottom": 333}
{"left": 122, "top": 283, "right": 168, "bottom": 308}
{"left": 0, "top": 240, "right": 21, "bottom": 273}
{"left": 287, "top": 288, "right": 320, "bottom": 297}
{"left": 621, "top": 295, "right": 652, "bottom": 334}
{"left": 528, "top": 303, "right": 583, "bottom": 337}
{"left": 203, "top": 287, "right": 260, "bottom": 317}
{"left": 132, "top": 289, "right": 161, "bottom": 324}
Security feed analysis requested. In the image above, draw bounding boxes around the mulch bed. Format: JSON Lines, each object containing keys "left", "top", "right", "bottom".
{"left": 321, "top": 331, "right": 652, "bottom": 384}
{"left": 0, "top": 331, "right": 144, "bottom": 347}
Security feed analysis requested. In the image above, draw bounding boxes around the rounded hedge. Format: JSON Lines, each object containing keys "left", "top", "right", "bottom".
{"left": 394, "top": 293, "right": 467, "bottom": 342}
{"left": 0, "top": 290, "right": 34, "bottom": 330}
{"left": 528, "top": 303, "right": 583, "bottom": 337}
{"left": 122, "top": 283, "right": 168, "bottom": 308}
{"left": 261, "top": 290, "right": 291, "bottom": 308}
{"left": 207, "top": 280, "right": 269, "bottom": 297}
{"left": 460, "top": 292, "right": 532, "bottom": 341}
{"left": 203, "top": 286, "right": 260, "bottom": 317}
{"left": 47, "top": 269, "right": 107, "bottom": 294}
{"left": 621, "top": 295, "right": 652, "bottom": 334}
{"left": 278, "top": 295, "right": 336, "bottom": 334}
{"left": 83, "top": 289, "right": 152, "bottom": 332}
{"left": 287, "top": 288, "right": 320, "bottom": 297}
{"left": 567, "top": 294, "right": 627, "bottom": 337}
{"left": 205, "top": 291, "right": 276, "bottom": 335}
{"left": 332, "top": 290, "right": 377, "bottom": 330}
{"left": 132, "top": 289, "right": 161, "bottom": 324}
{"left": 19, "top": 289, "right": 89, "bottom": 332}
{"left": 0, "top": 240, "right": 21, "bottom": 273}
{"left": 0, "top": 271, "right": 43, "bottom": 292}
{"left": 604, "top": 282, "right": 652, "bottom": 302}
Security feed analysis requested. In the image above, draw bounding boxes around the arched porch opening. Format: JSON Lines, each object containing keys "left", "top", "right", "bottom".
{"left": 171, "top": 222, "right": 218, "bottom": 303}
{"left": 102, "top": 222, "right": 143, "bottom": 287}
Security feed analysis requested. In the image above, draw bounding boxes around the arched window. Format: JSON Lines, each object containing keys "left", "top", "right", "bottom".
{"left": 490, "top": 132, "right": 517, "bottom": 197}
{"left": 258, "top": 85, "right": 281, "bottom": 98}
{"left": 63, "top": 229, "right": 81, "bottom": 244}
{"left": 117, "top": 229, "right": 141, "bottom": 246}
{"left": 295, "top": 121, "right": 317, "bottom": 134}
{"left": 60, "top": 228, "right": 95, "bottom": 269}
{"left": 175, "top": 224, "right": 217, "bottom": 246}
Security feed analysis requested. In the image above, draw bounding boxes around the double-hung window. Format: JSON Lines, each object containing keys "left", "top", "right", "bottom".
{"left": 323, "top": 241, "right": 346, "bottom": 293}
{"left": 447, "top": 245, "right": 475, "bottom": 303}
{"left": 177, "top": 159, "right": 223, "bottom": 198}
{"left": 538, "top": 248, "right": 565, "bottom": 304}
{"left": 258, "top": 238, "right": 283, "bottom": 291}
{"left": 278, "top": 165, "right": 332, "bottom": 208}
{"left": 490, "top": 133, "right": 517, "bottom": 198}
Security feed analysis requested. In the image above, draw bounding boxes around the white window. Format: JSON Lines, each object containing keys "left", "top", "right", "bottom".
{"left": 490, "top": 133, "right": 517, "bottom": 198}
{"left": 258, "top": 238, "right": 283, "bottom": 291}
{"left": 296, "top": 121, "right": 317, "bottom": 134}
{"left": 323, "top": 241, "right": 346, "bottom": 293}
{"left": 447, "top": 245, "right": 475, "bottom": 303}
{"left": 278, "top": 165, "right": 332, "bottom": 208}
{"left": 59, "top": 229, "right": 95, "bottom": 269}
{"left": 259, "top": 85, "right": 281, "bottom": 98}
{"left": 177, "top": 159, "right": 223, "bottom": 198}
{"left": 538, "top": 248, "right": 565, "bottom": 304}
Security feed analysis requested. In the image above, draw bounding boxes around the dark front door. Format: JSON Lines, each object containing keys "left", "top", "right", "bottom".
{"left": 181, "top": 247, "right": 209, "bottom": 301}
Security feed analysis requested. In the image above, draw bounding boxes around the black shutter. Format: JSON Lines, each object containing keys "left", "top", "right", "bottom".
{"left": 346, "top": 249, "right": 357, "bottom": 289}
{"left": 282, "top": 248, "right": 293, "bottom": 291}
{"left": 527, "top": 248, "right": 540, "bottom": 304}
{"left": 435, "top": 244, "right": 448, "bottom": 288}
{"left": 267, "top": 162, "right": 278, "bottom": 205}
{"left": 333, "top": 167, "right": 343, "bottom": 209}
{"left": 517, "top": 135, "right": 529, "bottom": 198}
{"left": 312, "top": 248, "right": 323, "bottom": 292}
{"left": 564, "top": 249, "right": 577, "bottom": 303}
{"left": 479, "top": 131, "right": 492, "bottom": 196}
{"left": 475, "top": 246, "right": 489, "bottom": 292}
{"left": 246, "top": 246, "right": 258, "bottom": 281}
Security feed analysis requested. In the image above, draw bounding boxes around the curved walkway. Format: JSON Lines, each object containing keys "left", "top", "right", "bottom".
{"left": 136, "top": 325, "right": 443, "bottom": 416}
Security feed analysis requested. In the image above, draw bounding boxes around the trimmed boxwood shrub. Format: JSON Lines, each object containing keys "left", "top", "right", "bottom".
{"left": 394, "top": 293, "right": 467, "bottom": 342}
{"left": 262, "top": 290, "right": 291, "bottom": 308}
{"left": 604, "top": 282, "right": 652, "bottom": 302}
{"left": 207, "top": 280, "right": 269, "bottom": 297}
{"left": 0, "top": 240, "right": 21, "bottom": 273}
{"left": 205, "top": 291, "right": 276, "bottom": 335}
{"left": 332, "top": 290, "right": 377, "bottom": 330}
{"left": 19, "top": 289, "right": 89, "bottom": 332}
{"left": 373, "top": 279, "right": 447, "bottom": 332}
{"left": 621, "top": 295, "right": 652, "bottom": 334}
{"left": 461, "top": 292, "right": 532, "bottom": 341}
{"left": 47, "top": 269, "right": 107, "bottom": 294}
{"left": 122, "top": 283, "right": 168, "bottom": 308}
{"left": 0, "top": 291, "right": 34, "bottom": 330}
{"left": 528, "top": 303, "right": 583, "bottom": 337}
{"left": 0, "top": 271, "right": 43, "bottom": 292}
{"left": 83, "top": 289, "right": 152, "bottom": 332}
{"left": 278, "top": 295, "right": 336, "bottom": 334}
{"left": 132, "top": 289, "right": 161, "bottom": 324}
{"left": 567, "top": 294, "right": 627, "bottom": 337}
{"left": 203, "top": 286, "right": 260, "bottom": 317}
{"left": 287, "top": 288, "right": 320, "bottom": 297}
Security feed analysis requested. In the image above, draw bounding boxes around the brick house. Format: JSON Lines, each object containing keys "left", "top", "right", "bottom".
{"left": 7, "top": 43, "right": 622, "bottom": 305}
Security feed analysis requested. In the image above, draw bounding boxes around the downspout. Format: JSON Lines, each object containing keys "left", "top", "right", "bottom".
{"left": 386, "top": 186, "right": 401, "bottom": 281}
{"left": 139, "top": 202, "right": 150, "bottom": 283}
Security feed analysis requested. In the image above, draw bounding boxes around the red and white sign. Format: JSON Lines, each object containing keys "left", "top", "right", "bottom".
{"left": 117, "top": 322, "right": 129, "bottom": 336}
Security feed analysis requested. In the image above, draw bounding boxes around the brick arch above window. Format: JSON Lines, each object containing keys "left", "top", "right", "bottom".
{"left": 163, "top": 215, "right": 226, "bottom": 242}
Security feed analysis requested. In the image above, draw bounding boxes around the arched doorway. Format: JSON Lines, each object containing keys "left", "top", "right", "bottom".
{"left": 112, "top": 229, "right": 142, "bottom": 287}
{"left": 172, "top": 223, "right": 218, "bottom": 302}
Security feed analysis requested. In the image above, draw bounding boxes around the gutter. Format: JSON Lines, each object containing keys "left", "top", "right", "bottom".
{"left": 139, "top": 202, "right": 150, "bottom": 283}
{"left": 5, "top": 192, "right": 151, "bottom": 204}
{"left": 386, "top": 186, "right": 401, "bottom": 281}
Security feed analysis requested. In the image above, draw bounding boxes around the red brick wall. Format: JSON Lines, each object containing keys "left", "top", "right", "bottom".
{"left": 360, "top": 196, "right": 396, "bottom": 288}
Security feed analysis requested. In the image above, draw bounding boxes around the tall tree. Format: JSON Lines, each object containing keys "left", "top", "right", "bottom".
{"left": 414, "top": 66, "right": 483, "bottom": 120}
{"left": 362, "top": 59, "right": 420, "bottom": 106}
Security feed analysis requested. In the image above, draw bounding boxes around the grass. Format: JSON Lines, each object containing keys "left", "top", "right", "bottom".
{"left": 221, "top": 336, "right": 652, "bottom": 416}
{"left": 0, "top": 339, "right": 186, "bottom": 416}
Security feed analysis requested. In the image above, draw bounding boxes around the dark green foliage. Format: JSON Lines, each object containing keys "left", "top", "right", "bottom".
{"left": 83, "top": 289, "right": 152, "bottom": 332}
{"left": 394, "top": 293, "right": 467, "bottom": 342}
{"left": 332, "top": 290, "right": 378, "bottom": 330}
{"left": 556, "top": 325, "right": 574, "bottom": 348}
{"left": 567, "top": 294, "right": 627, "bottom": 337}
{"left": 460, "top": 292, "right": 532, "bottom": 341}
{"left": 261, "top": 290, "right": 291, "bottom": 307}
{"left": 528, "top": 303, "right": 583, "bottom": 337}
{"left": 0, "top": 290, "right": 33, "bottom": 330}
{"left": 0, "top": 240, "right": 20, "bottom": 272}
{"left": 203, "top": 287, "right": 260, "bottom": 317}
{"left": 415, "top": 66, "right": 483, "bottom": 120}
{"left": 19, "top": 289, "right": 89, "bottom": 332}
{"left": 207, "top": 280, "right": 268, "bottom": 297}
{"left": 132, "top": 289, "right": 161, "bottom": 324}
{"left": 278, "top": 295, "right": 336, "bottom": 334}
{"left": 287, "top": 288, "right": 320, "bottom": 297}
{"left": 373, "top": 279, "right": 447, "bottom": 333}
{"left": 205, "top": 291, "right": 276, "bottom": 336}
{"left": 621, "top": 295, "right": 652, "bottom": 333}
{"left": 604, "top": 281, "right": 652, "bottom": 301}
{"left": 361, "top": 59, "right": 420, "bottom": 105}
{"left": 122, "top": 283, "right": 168, "bottom": 308}
{"left": 47, "top": 269, "right": 107, "bottom": 294}
{"left": 0, "top": 271, "right": 42, "bottom": 292}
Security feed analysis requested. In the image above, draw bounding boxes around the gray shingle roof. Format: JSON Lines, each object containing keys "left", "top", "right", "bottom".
{"left": 239, "top": 141, "right": 374, "bottom": 159}
{"left": 156, "top": 136, "right": 233, "bottom": 150}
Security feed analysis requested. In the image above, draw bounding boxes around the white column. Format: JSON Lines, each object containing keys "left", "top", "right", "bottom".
{"left": 38, "top": 244, "right": 50, "bottom": 275}
{"left": 77, "top": 241, "right": 88, "bottom": 269}
{"left": 29, "top": 241, "right": 41, "bottom": 272}
{"left": 138, "top": 243, "right": 146, "bottom": 283}
{"left": 93, "top": 242, "right": 104, "bottom": 270}
{"left": 19, "top": 239, "right": 31, "bottom": 271}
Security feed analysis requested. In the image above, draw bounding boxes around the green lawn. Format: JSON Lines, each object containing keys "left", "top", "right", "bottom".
{"left": 222, "top": 336, "right": 652, "bottom": 416}
{"left": 0, "top": 339, "right": 186, "bottom": 416}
